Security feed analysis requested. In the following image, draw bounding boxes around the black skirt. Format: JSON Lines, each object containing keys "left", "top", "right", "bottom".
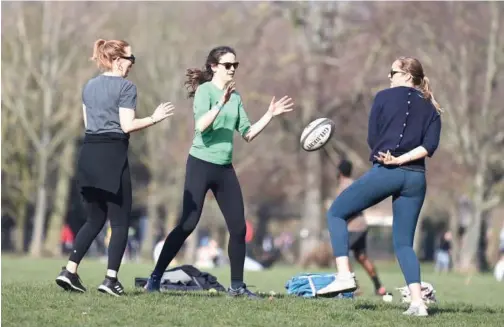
{"left": 76, "top": 132, "right": 130, "bottom": 195}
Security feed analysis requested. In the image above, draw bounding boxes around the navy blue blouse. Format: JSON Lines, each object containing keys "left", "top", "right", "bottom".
{"left": 367, "top": 86, "right": 441, "bottom": 171}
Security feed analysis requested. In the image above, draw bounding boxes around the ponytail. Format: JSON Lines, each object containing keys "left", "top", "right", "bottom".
{"left": 420, "top": 76, "right": 443, "bottom": 114}
{"left": 91, "top": 39, "right": 111, "bottom": 71}
{"left": 91, "top": 39, "right": 106, "bottom": 61}
{"left": 184, "top": 65, "right": 213, "bottom": 98}
{"left": 90, "top": 39, "right": 129, "bottom": 71}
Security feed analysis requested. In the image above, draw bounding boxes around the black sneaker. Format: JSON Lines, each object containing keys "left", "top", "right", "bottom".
{"left": 227, "top": 284, "right": 260, "bottom": 299}
{"left": 97, "top": 278, "right": 125, "bottom": 297}
{"left": 55, "top": 267, "right": 87, "bottom": 293}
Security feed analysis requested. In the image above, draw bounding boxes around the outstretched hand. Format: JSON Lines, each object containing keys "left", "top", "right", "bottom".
{"left": 267, "top": 96, "right": 294, "bottom": 117}
{"left": 151, "top": 102, "right": 175, "bottom": 123}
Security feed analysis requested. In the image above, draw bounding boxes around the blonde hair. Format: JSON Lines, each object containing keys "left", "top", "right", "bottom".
{"left": 91, "top": 39, "right": 130, "bottom": 71}
{"left": 397, "top": 56, "right": 443, "bottom": 114}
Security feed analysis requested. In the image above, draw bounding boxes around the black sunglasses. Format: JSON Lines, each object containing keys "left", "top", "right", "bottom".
{"left": 218, "top": 62, "right": 239, "bottom": 70}
{"left": 121, "top": 54, "right": 136, "bottom": 64}
{"left": 390, "top": 69, "right": 404, "bottom": 78}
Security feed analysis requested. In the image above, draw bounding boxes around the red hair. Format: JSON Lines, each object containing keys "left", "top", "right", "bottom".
{"left": 91, "top": 39, "right": 130, "bottom": 71}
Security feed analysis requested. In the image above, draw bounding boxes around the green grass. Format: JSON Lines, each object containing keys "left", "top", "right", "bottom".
{"left": 2, "top": 256, "right": 503, "bottom": 326}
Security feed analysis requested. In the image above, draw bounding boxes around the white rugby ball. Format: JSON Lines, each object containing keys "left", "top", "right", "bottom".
{"left": 300, "top": 118, "right": 335, "bottom": 151}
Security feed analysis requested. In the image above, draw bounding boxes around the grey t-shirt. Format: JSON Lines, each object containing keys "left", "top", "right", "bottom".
{"left": 82, "top": 75, "right": 137, "bottom": 134}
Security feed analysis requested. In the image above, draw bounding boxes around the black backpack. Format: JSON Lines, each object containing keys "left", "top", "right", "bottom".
{"left": 135, "top": 265, "right": 226, "bottom": 292}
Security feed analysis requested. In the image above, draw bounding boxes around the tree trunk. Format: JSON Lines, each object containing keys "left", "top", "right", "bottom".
{"left": 449, "top": 199, "right": 461, "bottom": 267}
{"left": 142, "top": 181, "right": 159, "bottom": 260}
{"left": 29, "top": 150, "right": 49, "bottom": 257}
{"left": 300, "top": 153, "right": 324, "bottom": 257}
{"left": 43, "top": 141, "right": 76, "bottom": 256}
{"left": 457, "top": 168, "right": 486, "bottom": 272}
{"left": 298, "top": 44, "right": 324, "bottom": 259}
{"left": 15, "top": 203, "right": 27, "bottom": 253}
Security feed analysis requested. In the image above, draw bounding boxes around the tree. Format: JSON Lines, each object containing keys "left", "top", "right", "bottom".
{"left": 2, "top": 2, "right": 112, "bottom": 256}
{"left": 410, "top": 2, "right": 504, "bottom": 271}
{"left": 274, "top": 1, "right": 399, "bottom": 257}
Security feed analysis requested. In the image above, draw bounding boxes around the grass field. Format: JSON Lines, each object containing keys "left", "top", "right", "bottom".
{"left": 2, "top": 256, "right": 503, "bottom": 327}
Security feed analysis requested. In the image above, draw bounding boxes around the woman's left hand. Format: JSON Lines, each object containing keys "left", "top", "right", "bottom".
{"left": 374, "top": 150, "right": 404, "bottom": 165}
{"left": 267, "top": 96, "right": 294, "bottom": 116}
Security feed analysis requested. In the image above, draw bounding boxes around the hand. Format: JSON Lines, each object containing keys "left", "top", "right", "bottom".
{"left": 267, "top": 95, "right": 294, "bottom": 117}
{"left": 220, "top": 81, "right": 235, "bottom": 105}
{"left": 151, "top": 102, "right": 175, "bottom": 123}
{"left": 374, "top": 150, "right": 404, "bottom": 165}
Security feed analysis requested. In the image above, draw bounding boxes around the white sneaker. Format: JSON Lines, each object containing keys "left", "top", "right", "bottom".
{"left": 317, "top": 273, "right": 357, "bottom": 296}
{"left": 402, "top": 303, "right": 429, "bottom": 317}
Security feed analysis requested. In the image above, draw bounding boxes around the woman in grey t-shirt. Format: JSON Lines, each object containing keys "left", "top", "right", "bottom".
{"left": 55, "top": 39, "right": 174, "bottom": 297}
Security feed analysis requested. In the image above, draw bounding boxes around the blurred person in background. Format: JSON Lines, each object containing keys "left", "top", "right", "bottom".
{"left": 60, "top": 224, "right": 74, "bottom": 255}
{"left": 494, "top": 223, "right": 504, "bottom": 282}
{"left": 435, "top": 230, "right": 452, "bottom": 273}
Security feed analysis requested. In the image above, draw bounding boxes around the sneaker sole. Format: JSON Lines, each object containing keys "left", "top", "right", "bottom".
{"left": 317, "top": 281, "right": 358, "bottom": 296}
{"left": 55, "top": 276, "right": 86, "bottom": 293}
{"left": 97, "top": 285, "right": 122, "bottom": 297}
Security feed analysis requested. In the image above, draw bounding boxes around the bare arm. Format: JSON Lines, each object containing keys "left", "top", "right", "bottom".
{"left": 243, "top": 111, "right": 273, "bottom": 142}
{"left": 242, "top": 95, "right": 294, "bottom": 142}
{"left": 196, "top": 101, "right": 224, "bottom": 133}
{"left": 196, "top": 82, "right": 235, "bottom": 133}
{"left": 82, "top": 104, "right": 87, "bottom": 128}
{"left": 397, "top": 146, "right": 430, "bottom": 165}
{"left": 119, "top": 108, "right": 155, "bottom": 133}
{"left": 119, "top": 103, "right": 174, "bottom": 134}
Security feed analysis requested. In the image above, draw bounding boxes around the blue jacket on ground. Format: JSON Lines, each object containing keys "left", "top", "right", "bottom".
{"left": 285, "top": 273, "right": 353, "bottom": 298}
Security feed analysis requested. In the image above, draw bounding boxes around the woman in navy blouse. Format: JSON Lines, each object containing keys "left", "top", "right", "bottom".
{"left": 318, "top": 57, "right": 442, "bottom": 317}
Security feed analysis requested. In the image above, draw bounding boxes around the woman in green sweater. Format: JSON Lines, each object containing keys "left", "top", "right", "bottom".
{"left": 146, "top": 46, "right": 294, "bottom": 297}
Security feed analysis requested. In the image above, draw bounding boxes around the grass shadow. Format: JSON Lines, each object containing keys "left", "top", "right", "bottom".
{"left": 428, "top": 305, "right": 503, "bottom": 315}
{"left": 128, "top": 288, "right": 293, "bottom": 299}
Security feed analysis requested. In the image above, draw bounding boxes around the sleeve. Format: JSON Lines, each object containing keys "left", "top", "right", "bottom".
{"left": 119, "top": 81, "right": 137, "bottom": 109}
{"left": 193, "top": 85, "right": 212, "bottom": 121}
{"left": 422, "top": 113, "right": 442, "bottom": 157}
{"left": 367, "top": 92, "right": 383, "bottom": 150}
{"left": 235, "top": 96, "right": 251, "bottom": 137}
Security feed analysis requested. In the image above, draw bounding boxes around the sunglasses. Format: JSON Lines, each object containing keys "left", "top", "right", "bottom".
{"left": 218, "top": 62, "right": 239, "bottom": 70}
{"left": 389, "top": 69, "right": 405, "bottom": 78}
{"left": 121, "top": 54, "right": 136, "bottom": 64}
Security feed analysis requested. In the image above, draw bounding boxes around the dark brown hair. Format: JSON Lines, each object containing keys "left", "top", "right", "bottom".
{"left": 397, "top": 56, "right": 443, "bottom": 113}
{"left": 91, "top": 39, "right": 130, "bottom": 71}
{"left": 184, "top": 46, "right": 236, "bottom": 98}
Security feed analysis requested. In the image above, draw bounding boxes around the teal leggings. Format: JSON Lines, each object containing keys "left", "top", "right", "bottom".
{"left": 327, "top": 164, "right": 426, "bottom": 285}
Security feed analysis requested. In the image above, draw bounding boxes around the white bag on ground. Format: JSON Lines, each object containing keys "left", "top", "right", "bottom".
{"left": 395, "top": 281, "right": 437, "bottom": 304}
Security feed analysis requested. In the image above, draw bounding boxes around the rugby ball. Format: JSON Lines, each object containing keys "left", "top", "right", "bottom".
{"left": 300, "top": 118, "right": 335, "bottom": 151}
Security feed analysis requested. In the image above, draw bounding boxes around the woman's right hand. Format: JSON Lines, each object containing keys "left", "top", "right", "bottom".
{"left": 151, "top": 102, "right": 175, "bottom": 123}
{"left": 219, "top": 81, "right": 235, "bottom": 105}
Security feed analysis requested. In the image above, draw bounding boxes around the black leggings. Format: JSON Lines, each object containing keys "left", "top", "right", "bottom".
{"left": 154, "top": 155, "right": 247, "bottom": 283}
{"left": 69, "top": 163, "right": 132, "bottom": 272}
